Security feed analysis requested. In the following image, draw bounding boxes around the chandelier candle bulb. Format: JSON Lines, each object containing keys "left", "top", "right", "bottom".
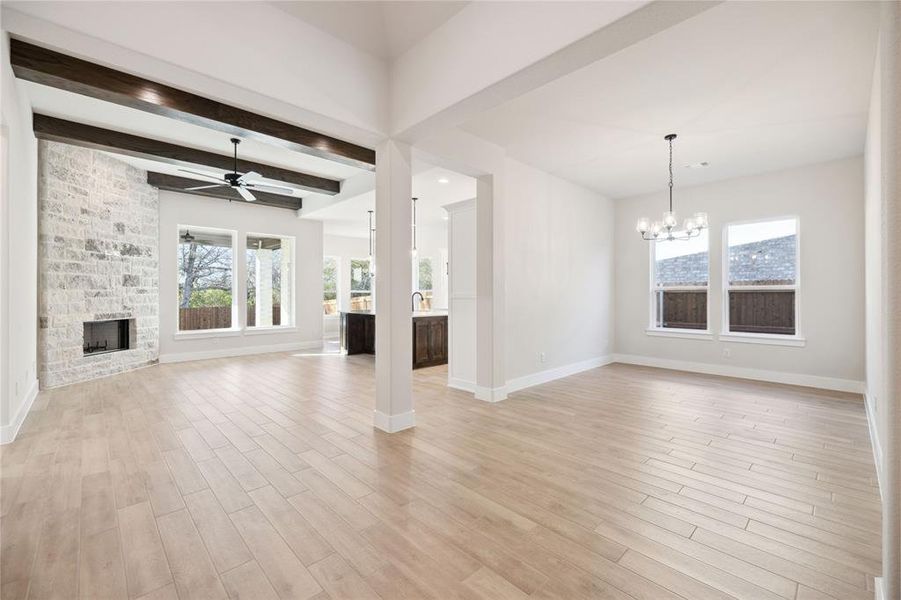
{"left": 636, "top": 218, "right": 650, "bottom": 233}
{"left": 694, "top": 212, "right": 709, "bottom": 228}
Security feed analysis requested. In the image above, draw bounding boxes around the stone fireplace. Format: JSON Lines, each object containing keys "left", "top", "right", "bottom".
{"left": 38, "top": 141, "right": 159, "bottom": 388}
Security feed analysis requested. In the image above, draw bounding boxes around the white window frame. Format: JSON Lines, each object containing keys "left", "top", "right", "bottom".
{"left": 720, "top": 216, "right": 804, "bottom": 347}
{"left": 245, "top": 232, "right": 296, "bottom": 331}
{"left": 175, "top": 224, "right": 238, "bottom": 336}
{"left": 349, "top": 256, "right": 373, "bottom": 310}
{"left": 647, "top": 232, "right": 712, "bottom": 339}
{"left": 322, "top": 255, "right": 340, "bottom": 317}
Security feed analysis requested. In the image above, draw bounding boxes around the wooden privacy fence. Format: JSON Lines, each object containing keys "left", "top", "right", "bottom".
{"left": 658, "top": 290, "right": 707, "bottom": 330}
{"left": 729, "top": 290, "right": 795, "bottom": 334}
{"left": 656, "top": 289, "right": 796, "bottom": 335}
{"left": 179, "top": 305, "right": 281, "bottom": 330}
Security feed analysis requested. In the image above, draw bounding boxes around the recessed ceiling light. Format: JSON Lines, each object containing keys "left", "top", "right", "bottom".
{"left": 438, "top": 177, "right": 450, "bottom": 184}
{"left": 685, "top": 161, "right": 709, "bottom": 169}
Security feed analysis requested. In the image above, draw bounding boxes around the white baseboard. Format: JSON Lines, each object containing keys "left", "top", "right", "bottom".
{"left": 447, "top": 377, "right": 475, "bottom": 393}
{"left": 874, "top": 577, "right": 884, "bottom": 600}
{"left": 505, "top": 355, "right": 614, "bottom": 395}
{"left": 373, "top": 409, "right": 415, "bottom": 433}
{"left": 865, "top": 391, "right": 885, "bottom": 503}
{"left": 159, "top": 341, "right": 322, "bottom": 364}
{"left": 475, "top": 385, "right": 508, "bottom": 403}
{"left": 612, "top": 354, "right": 866, "bottom": 394}
{"left": 1, "top": 378, "right": 39, "bottom": 444}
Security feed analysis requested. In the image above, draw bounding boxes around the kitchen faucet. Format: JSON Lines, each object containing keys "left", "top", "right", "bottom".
{"left": 411, "top": 291, "right": 424, "bottom": 312}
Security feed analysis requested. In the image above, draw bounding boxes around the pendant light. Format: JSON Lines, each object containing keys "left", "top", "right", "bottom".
{"left": 367, "top": 209, "right": 376, "bottom": 276}
{"left": 411, "top": 197, "right": 418, "bottom": 257}
{"left": 636, "top": 134, "right": 708, "bottom": 241}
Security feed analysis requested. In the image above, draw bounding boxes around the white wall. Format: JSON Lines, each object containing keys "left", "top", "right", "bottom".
{"left": 865, "top": 42, "right": 886, "bottom": 466}
{"left": 615, "top": 157, "right": 866, "bottom": 390}
{"left": 503, "top": 158, "right": 615, "bottom": 386}
{"left": 864, "top": 6, "right": 900, "bottom": 597}
{"left": 158, "top": 192, "right": 322, "bottom": 362}
{"left": 0, "top": 33, "right": 38, "bottom": 443}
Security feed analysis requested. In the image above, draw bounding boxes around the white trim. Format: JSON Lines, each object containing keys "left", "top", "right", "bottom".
{"left": 173, "top": 328, "right": 242, "bottom": 340}
{"left": 159, "top": 340, "right": 321, "bottom": 364}
{"left": 0, "top": 378, "right": 38, "bottom": 444}
{"left": 649, "top": 231, "right": 711, "bottom": 331}
{"left": 646, "top": 328, "right": 713, "bottom": 340}
{"left": 722, "top": 216, "right": 801, "bottom": 338}
{"left": 612, "top": 353, "right": 865, "bottom": 394}
{"left": 474, "top": 386, "right": 508, "bottom": 403}
{"left": 505, "top": 355, "right": 614, "bottom": 394}
{"left": 243, "top": 326, "right": 298, "bottom": 336}
{"left": 447, "top": 377, "right": 476, "bottom": 393}
{"left": 874, "top": 577, "right": 885, "bottom": 600}
{"left": 373, "top": 409, "right": 415, "bottom": 433}
{"left": 719, "top": 333, "right": 806, "bottom": 347}
{"left": 865, "top": 391, "right": 885, "bottom": 502}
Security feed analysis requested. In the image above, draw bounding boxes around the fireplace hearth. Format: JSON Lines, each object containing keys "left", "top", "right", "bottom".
{"left": 83, "top": 319, "right": 132, "bottom": 355}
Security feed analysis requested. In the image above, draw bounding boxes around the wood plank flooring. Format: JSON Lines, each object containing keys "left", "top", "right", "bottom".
{"left": 0, "top": 352, "right": 881, "bottom": 599}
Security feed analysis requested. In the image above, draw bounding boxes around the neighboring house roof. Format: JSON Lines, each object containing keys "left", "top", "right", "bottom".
{"left": 656, "top": 234, "right": 796, "bottom": 287}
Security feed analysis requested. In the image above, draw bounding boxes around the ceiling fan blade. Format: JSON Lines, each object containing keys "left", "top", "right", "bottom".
{"left": 236, "top": 186, "right": 256, "bottom": 202}
{"left": 246, "top": 182, "right": 296, "bottom": 196}
{"left": 183, "top": 184, "right": 225, "bottom": 191}
{"left": 178, "top": 168, "right": 224, "bottom": 183}
{"left": 237, "top": 171, "right": 261, "bottom": 183}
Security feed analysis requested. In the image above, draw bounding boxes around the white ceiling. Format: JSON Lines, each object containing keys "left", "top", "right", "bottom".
{"left": 273, "top": 1, "right": 468, "bottom": 60}
{"left": 310, "top": 167, "right": 475, "bottom": 238}
{"left": 23, "top": 81, "right": 367, "bottom": 199}
{"left": 460, "top": 1, "right": 881, "bottom": 200}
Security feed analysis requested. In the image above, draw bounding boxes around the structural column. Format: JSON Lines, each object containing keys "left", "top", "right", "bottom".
{"left": 373, "top": 139, "right": 414, "bottom": 432}
{"left": 475, "top": 173, "right": 506, "bottom": 401}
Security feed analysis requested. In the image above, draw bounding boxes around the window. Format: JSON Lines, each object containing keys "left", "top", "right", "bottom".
{"left": 246, "top": 234, "right": 294, "bottom": 328}
{"left": 650, "top": 230, "right": 709, "bottom": 331}
{"left": 414, "top": 256, "right": 433, "bottom": 311}
{"left": 178, "top": 226, "right": 235, "bottom": 331}
{"left": 323, "top": 256, "right": 338, "bottom": 315}
{"left": 350, "top": 258, "right": 373, "bottom": 310}
{"left": 724, "top": 218, "right": 798, "bottom": 336}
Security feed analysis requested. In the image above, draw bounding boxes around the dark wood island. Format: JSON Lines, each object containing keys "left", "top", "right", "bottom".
{"left": 340, "top": 310, "right": 447, "bottom": 369}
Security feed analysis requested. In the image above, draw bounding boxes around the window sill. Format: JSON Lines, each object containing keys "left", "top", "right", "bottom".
{"left": 719, "top": 332, "right": 806, "bottom": 347}
{"left": 174, "top": 328, "right": 241, "bottom": 340}
{"left": 645, "top": 328, "right": 713, "bottom": 340}
{"left": 244, "top": 326, "right": 297, "bottom": 336}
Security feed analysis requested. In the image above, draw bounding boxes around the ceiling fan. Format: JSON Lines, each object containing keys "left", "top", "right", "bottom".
{"left": 178, "top": 138, "right": 297, "bottom": 202}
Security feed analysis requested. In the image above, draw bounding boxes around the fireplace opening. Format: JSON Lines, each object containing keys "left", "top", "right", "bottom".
{"left": 83, "top": 319, "right": 131, "bottom": 355}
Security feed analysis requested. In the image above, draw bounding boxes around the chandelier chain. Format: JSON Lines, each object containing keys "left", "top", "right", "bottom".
{"left": 668, "top": 135, "right": 674, "bottom": 213}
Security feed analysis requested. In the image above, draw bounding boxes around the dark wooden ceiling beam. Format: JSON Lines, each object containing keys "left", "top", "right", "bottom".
{"left": 33, "top": 114, "right": 339, "bottom": 195}
{"left": 11, "top": 39, "right": 375, "bottom": 170}
{"left": 147, "top": 173, "right": 302, "bottom": 211}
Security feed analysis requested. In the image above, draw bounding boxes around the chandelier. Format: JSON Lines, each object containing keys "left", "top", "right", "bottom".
{"left": 636, "top": 133, "right": 708, "bottom": 241}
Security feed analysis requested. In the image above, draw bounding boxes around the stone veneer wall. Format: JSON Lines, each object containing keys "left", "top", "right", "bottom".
{"left": 38, "top": 141, "right": 159, "bottom": 388}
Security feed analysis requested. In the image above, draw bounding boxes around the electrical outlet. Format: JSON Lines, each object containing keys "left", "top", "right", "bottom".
{"left": 723, "top": 348, "right": 731, "bottom": 358}
{"left": 539, "top": 352, "right": 546, "bottom": 364}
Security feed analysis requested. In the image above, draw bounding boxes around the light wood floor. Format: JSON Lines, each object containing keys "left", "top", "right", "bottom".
{"left": 0, "top": 351, "right": 882, "bottom": 600}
